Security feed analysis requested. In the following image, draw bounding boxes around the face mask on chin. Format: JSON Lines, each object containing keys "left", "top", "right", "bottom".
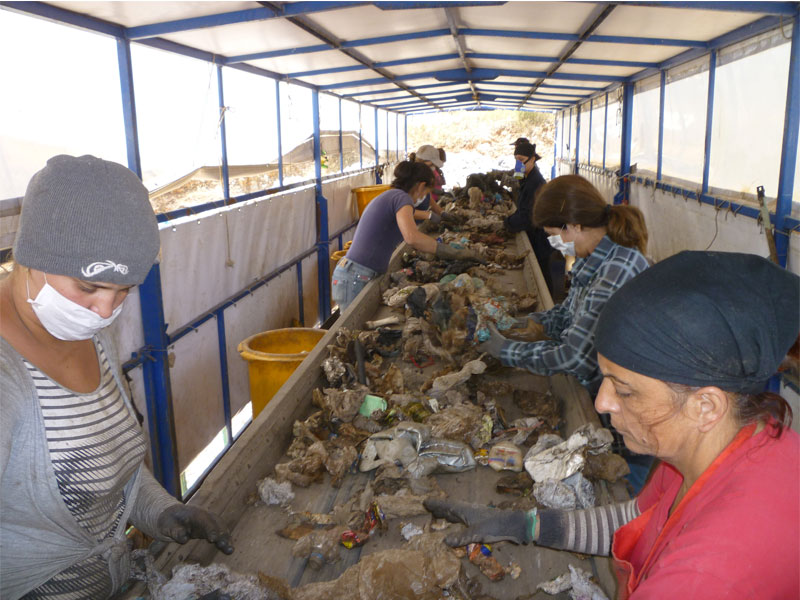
{"left": 413, "top": 184, "right": 430, "bottom": 207}
{"left": 547, "top": 233, "right": 576, "bottom": 257}
{"left": 26, "top": 273, "right": 123, "bottom": 341}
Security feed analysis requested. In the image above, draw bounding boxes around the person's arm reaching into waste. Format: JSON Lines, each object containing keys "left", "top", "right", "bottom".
{"left": 424, "top": 498, "right": 641, "bottom": 556}
{"left": 396, "top": 205, "right": 485, "bottom": 263}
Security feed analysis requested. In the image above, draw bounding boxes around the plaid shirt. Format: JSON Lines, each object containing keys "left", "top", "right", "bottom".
{"left": 500, "top": 236, "right": 649, "bottom": 392}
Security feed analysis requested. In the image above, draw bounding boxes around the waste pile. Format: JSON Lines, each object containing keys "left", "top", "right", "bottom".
{"left": 149, "top": 171, "right": 624, "bottom": 599}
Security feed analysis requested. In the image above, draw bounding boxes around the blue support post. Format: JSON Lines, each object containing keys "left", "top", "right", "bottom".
{"left": 574, "top": 104, "right": 581, "bottom": 173}
{"left": 296, "top": 261, "right": 305, "bottom": 326}
{"left": 568, "top": 107, "right": 572, "bottom": 167}
{"left": 701, "top": 51, "right": 717, "bottom": 195}
{"left": 561, "top": 110, "right": 566, "bottom": 173}
{"left": 217, "top": 65, "right": 230, "bottom": 198}
{"left": 657, "top": 70, "right": 666, "bottom": 180}
{"left": 404, "top": 114, "right": 408, "bottom": 158}
{"left": 587, "top": 98, "right": 593, "bottom": 166}
{"left": 138, "top": 265, "right": 180, "bottom": 496}
{"left": 395, "top": 112, "right": 399, "bottom": 160}
{"left": 552, "top": 112, "right": 557, "bottom": 179}
{"left": 312, "top": 90, "right": 331, "bottom": 322}
{"left": 374, "top": 107, "right": 380, "bottom": 167}
{"left": 338, "top": 97, "right": 344, "bottom": 174}
{"left": 775, "top": 9, "right": 799, "bottom": 268}
{"left": 615, "top": 83, "right": 634, "bottom": 204}
{"left": 359, "top": 103, "right": 363, "bottom": 169}
{"left": 385, "top": 110, "right": 389, "bottom": 163}
{"left": 215, "top": 309, "right": 233, "bottom": 444}
{"left": 603, "top": 92, "right": 608, "bottom": 169}
{"left": 276, "top": 81, "right": 284, "bottom": 187}
{"left": 116, "top": 38, "right": 141, "bottom": 177}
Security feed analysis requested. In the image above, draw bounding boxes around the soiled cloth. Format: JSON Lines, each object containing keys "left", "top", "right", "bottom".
{"left": 0, "top": 331, "right": 180, "bottom": 599}
{"left": 596, "top": 251, "right": 800, "bottom": 393}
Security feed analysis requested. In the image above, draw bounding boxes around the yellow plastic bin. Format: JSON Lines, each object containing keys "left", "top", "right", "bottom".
{"left": 238, "top": 328, "right": 326, "bottom": 417}
{"left": 330, "top": 249, "right": 347, "bottom": 276}
{"left": 353, "top": 184, "right": 391, "bottom": 217}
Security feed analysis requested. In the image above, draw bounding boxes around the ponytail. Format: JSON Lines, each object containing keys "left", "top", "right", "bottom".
{"left": 533, "top": 175, "right": 648, "bottom": 254}
{"left": 391, "top": 160, "right": 434, "bottom": 193}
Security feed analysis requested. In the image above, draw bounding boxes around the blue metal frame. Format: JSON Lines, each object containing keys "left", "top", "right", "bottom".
{"left": 296, "top": 261, "right": 305, "bottom": 326}
{"left": 574, "top": 102, "right": 581, "bottom": 173}
{"left": 338, "top": 97, "right": 344, "bottom": 174}
{"left": 587, "top": 98, "right": 593, "bottom": 166}
{"left": 602, "top": 92, "right": 608, "bottom": 169}
{"left": 404, "top": 114, "right": 408, "bottom": 157}
{"left": 217, "top": 65, "right": 231, "bottom": 199}
{"left": 657, "top": 70, "right": 666, "bottom": 181}
{"left": 215, "top": 309, "right": 233, "bottom": 445}
{"left": 359, "top": 103, "right": 364, "bottom": 168}
{"left": 701, "top": 51, "right": 717, "bottom": 195}
{"left": 312, "top": 90, "right": 331, "bottom": 323}
{"left": 276, "top": 81, "right": 284, "bottom": 187}
{"left": 615, "top": 83, "right": 634, "bottom": 204}
{"left": 374, "top": 107, "right": 380, "bottom": 167}
{"left": 116, "top": 38, "right": 141, "bottom": 177}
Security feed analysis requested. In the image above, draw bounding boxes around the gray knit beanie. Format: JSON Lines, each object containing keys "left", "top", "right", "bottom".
{"left": 14, "top": 155, "right": 160, "bottom": 286}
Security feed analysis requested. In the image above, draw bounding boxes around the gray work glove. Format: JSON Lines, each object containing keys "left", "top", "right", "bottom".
{"left": 157, "top": 504, "right": 235, "bottom": 554}
{"left": 477, "top": 322, "right": 507, "bottom": 358}
{"left": 424, "top": 498, "right": 535, "bottom": 546}
{"left": 428, "top": 211, "right": 442, "bottom": 224}
{"left": 435, "top": 243, "right": 487, "bottom": 264}
{"left": 440, "top": 211, "right": 460, "bottom": 226}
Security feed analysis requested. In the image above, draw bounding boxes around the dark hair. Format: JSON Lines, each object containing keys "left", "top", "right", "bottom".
{"left": 438, "top": 148, "right": 447, "bottom": 163}
{"left": 665, "top": 383, "right": 793, "bottom": 439}
{"left": 533, "top": 175, "right": 648, "bottom": 254}
{"left": 391, "top": 160, "right": 434, "bottom": 192}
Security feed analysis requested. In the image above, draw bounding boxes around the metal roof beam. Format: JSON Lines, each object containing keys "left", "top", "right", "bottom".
{"left": 468, "top": 52, "right": 659, "bottom": 69}
{"left": 126, "top": 3, "right": 369, "bottom": 40}
{"left": 618, "top": 2, "right": 798, "bottom": 15}
{"left": 342, "top": 81, "right": 464, "bottom": 98}
{"left": 518, "top": 3, "right": 617, "bottom": 108}
{"left": 373, "top": 2, "right": 506, "bottom": 9}
{"left": 257, "top": 2, "right": 442, "bottom": 111}
{"left": 0, "top": 1, "right": 124, "bottom": 37}
{"left": 287, "top": 53, "right": 459, "bottom": 78}
{"left": 445, "top": 7, "right": 480, "bottom": 105}
{"left": 461, "top": 27, "right": 707, "bottom": 48}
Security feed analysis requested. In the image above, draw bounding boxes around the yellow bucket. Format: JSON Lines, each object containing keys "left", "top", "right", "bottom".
{"left": 353, "top": 184, "right": 391, "bottom": 216}
{"left": 330, "top": 249, "right": 347, "bottom": 276}
{"left": 238, "top": 328, "right": 326, "bottom": 417}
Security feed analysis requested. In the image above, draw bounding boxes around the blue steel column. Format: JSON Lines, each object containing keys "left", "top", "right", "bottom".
{"left": 404, "top": 114, "right": 408, "bottom": 158}
{"left": 296, "top": 261, "right": 305, "bottom": 326}
{"left": 138, "top": 266, "right": 180, "bottom": 496}
{"left": 657, "top": 70, "right": 666, "bottom": 181}
{"left": 615, "top": 83, "right": 634, "bottom": 205}
{"left": 276, "top": 81, "right": 284, "bottom": 187}
{"left": 385, "top": 110, "right": 389, "bottom": 164}
{"left": 117, "top": 36, "right": 178, "bottom": 495}
{"left": 374, "top": 108, "right": 381, "bottom": 183}
{"left": 574, "top": 104, "right": 581, "bottom": 173}
{"left": 215, "top": 310, "right": 233, "bottom": 444}
{"left": 312, "top": 90, "right": 331, "bottom": 322}
{"left": 217, "top": 65, "right": 230, "bottom": 199}
{"left": 338, "top": 97, "right": 344, "bottom": 174}
{"left": 552, "top": 112, "right": 557, "bottom": 179}
{"left": 775, "top": 12, "right": 799, "bottom": 268}
{"left": 359, "top": 103, "right": 363, "bottom": 169}
{"left": 561, "top": 110, "right": 566, "bottom": 174}
{"left": 701, "top": 51, "right": 717, "bottom": 196}
{"left": 602, "top": 93, "right": 608, "bottom": 169}
{"left": 587, "top": 98, "right": 593, "bottom": 166}
{"left": 567, "top": 107, "right": 572, "bottom": 168}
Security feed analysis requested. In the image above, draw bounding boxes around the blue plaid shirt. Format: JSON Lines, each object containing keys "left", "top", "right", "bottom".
{"left": 500, "top": 236, "right": 649, "bottom": 392}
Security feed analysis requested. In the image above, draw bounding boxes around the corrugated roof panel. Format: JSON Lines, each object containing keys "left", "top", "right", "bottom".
{"left": 246, "top": 51, "right": 362, "bottom": 78}
{"left": 456, "top": 2, "right": 598, "bottom": 34}
{"left": 568, "top": 42, "right": 680, "bottom": 65}
{"left": 162, "top": 19, "right": 325, "bottom": 57}
{"left": 387, "top": 58, "right": 466, "bottom": 78}
{"left": 469, "top": 58, "right": 555, "bottom": 72}
{"left": 463, "top": 36, "right": 571, "bottom": 59}
{"left": 303, "top": 5, "right": 449, "bottom": 40}
{"left": 357, "top": 35, "right": 456, "bottom": 64}
{"left": 555, "top": 63, "right": 641, "bottom": 79}
{"left": 52, "top": 1, "right": 258, "bottom": 28}
{"left": 596, "top": 5, "right": 762, "bottom": 41}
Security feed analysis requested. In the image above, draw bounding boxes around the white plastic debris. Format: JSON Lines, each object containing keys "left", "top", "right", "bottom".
{"left": 524, "top": 424, "right": 613, "bottom": 483}
{"left": 152, "top": 563, "right": 269, "bottom": 600}
{"left": 533, "top": 472, "right": 595, "bottom": 509}
{"left": 257, "top": 477, "right": 295, "bottom": 506}
{"left": 537, "top": 564, "right": 609, "bottom": 600}
{"left": 428, "top": 360, "right": 487, "bottom": 398}
{"left": 401, "top": 522, "right": 424, "bottom": 540}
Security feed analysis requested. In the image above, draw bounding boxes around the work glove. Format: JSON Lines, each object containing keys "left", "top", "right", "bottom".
{"left": 156, "top": 504, "right": 235, "bottom": 554}
{"left": 427, "top": 211, "right": 442, "bottom": 224}
{"left": 424, "top": 498, "right": 535, "bottom": 546}
{"left": 440, "top": 211, "right": 460, "bottom": 226}
{"left": 508, "top": 315, "right": 549, "bottom": 342}
{"left": 477, "top": 322, "right": 507, "bottom": 358}
{"left": 435, "top": 243, "right": 487, "bottom": 264}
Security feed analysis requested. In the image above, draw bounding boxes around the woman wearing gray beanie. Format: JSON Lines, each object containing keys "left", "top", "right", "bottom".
{"left": 0, "top": 155, "right": 233, "bottom": 599}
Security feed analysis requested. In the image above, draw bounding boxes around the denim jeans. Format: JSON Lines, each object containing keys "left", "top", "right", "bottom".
{"left": 331, "top": 257, "right": 378, "bottom": 311}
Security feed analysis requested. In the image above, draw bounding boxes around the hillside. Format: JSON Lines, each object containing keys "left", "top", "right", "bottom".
{"left": 408, "top": 109, "right": 556, "bottom": 189}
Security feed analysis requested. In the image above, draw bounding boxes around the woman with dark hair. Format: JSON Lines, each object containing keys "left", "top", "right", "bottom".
{"left": 332, "top": 160, "right": 483, "bottom": 310}
{"left": 428, "top": 251, "right": 799, "bottom": 599}
{"left": 408, "top": 145, "right": 456, "bottom": 225}
{"left": 481, "top": 174, "right": 649, "bottom": 396}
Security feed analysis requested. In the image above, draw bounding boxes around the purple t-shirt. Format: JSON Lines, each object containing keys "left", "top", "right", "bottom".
{"left": 346, "top": 187, "right": 414, "bottom": 273}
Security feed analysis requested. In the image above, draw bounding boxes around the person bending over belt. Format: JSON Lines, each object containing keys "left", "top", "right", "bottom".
{"left": 428, "top": 250, "right": 799, "bottom": 599}
{"left": 332, "top": 160, "right": 483, "bottom": 311}
{"left": 0, "top": 155, "right": 234, "bottom": 600}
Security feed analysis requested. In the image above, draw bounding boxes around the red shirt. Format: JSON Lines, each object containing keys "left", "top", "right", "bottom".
{"left": 612, "top": 423, "right": 800, "bottom": 599}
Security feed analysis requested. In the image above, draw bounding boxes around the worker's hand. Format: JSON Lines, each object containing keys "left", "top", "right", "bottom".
{"left": 478, "top": 322, "right": 507, "bottom": 357}
{"left": 424, "top": 498, "right": 534, "bottom": 546}
{"left": 156, "top": 505, "right": 235, "bottom": 554}
{"left": 435, "top": 243, "right": 487, "bottom": 264}
{"left": 440, "top": 211, "right": 460, "bottom": 226}
{"left": 507, "top": 316, "right": 548, "bottom": 341}
{"left": 427, "top": 211, "right": 442, "bottom": 224}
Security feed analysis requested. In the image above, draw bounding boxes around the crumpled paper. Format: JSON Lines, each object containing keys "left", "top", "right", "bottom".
{"left": 537, "top": 564, "right": 609, "bottom": 600}
{"left": 524, "top": 424, "right": 613, "bottom": 483}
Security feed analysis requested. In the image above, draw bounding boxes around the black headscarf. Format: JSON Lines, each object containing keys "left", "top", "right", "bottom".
{"left": 596, "top": 251, "right": 799, "bottom": 394}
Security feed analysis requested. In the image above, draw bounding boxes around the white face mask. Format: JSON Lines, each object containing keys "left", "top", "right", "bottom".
{"left": 27, "top": 274, "right": 123, "bottom": 341}
{"left": 547, "top": 234, "right": 576, "bottom": 257}
{"left": 412, "top": 183, "right": 429, "bottom": 207}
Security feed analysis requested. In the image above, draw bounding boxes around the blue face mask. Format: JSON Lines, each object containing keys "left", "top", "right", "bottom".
{"left": 513, "top": 159, "right": 525, "bottom": 179}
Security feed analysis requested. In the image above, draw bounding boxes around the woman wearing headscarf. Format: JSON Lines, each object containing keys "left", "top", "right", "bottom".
{"left": 481, "top": 175, "right": 649, "bottom": 396}
{"left": 505, "top": 138, "right": 552, "bottom": 292}
{"left": 0, "top": 155, "right": 233, "bottom": 599}
{"left": 332, "top": 160, "right": 483, "bottom": 310}
{"left": 427, "top": 250, "right": 799, "bottom": 599}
